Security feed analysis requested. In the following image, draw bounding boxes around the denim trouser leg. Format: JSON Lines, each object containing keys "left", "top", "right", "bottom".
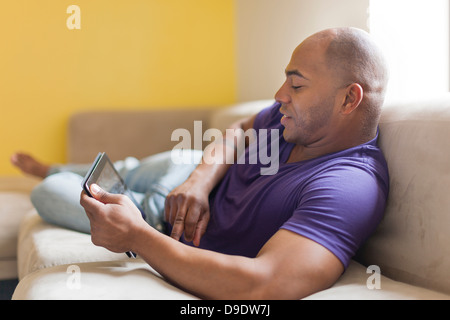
{"left": 30, "top": 150, "right": 202, "bottom": 234}
{"left": 126, "top": 150, "right": 203, "bottom": 232}
{"left": 30, "top": 172, "right": 91, "bottom": 233}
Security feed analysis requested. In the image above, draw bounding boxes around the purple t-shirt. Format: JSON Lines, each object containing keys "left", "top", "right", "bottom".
{"left": 183, "top": 102, "right": 389, "bottom": 268}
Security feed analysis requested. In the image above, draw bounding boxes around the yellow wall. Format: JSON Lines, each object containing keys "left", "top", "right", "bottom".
{"left": 0, "top": 0, "right": 236, "bottom": 175}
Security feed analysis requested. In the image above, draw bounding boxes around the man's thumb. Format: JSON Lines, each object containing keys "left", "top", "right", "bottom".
{"left": 90, "top": 184, "right": 115, "bottom": 204}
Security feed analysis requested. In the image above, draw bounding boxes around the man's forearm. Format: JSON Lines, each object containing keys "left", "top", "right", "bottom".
{"left": 133, "top": 223, "right": 267, "bottom": 300}
{"left": 187, "top": 118, "right": 252, "bottom": 192}
{"left": 188, "top": 143, "right": 234, "bottom": 193}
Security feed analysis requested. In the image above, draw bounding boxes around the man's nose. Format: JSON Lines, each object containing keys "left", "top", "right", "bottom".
{"left": 274, "top": 81, "right": 290, "bottom": 104}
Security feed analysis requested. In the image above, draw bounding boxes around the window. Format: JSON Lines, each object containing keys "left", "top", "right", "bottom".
{"left": 369, "top": 0, "right": 449, "bottom": 99}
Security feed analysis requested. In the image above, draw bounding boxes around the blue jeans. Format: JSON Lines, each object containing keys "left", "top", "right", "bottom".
{"left": 30, "top": 150, "right": 202, "bottom": 234}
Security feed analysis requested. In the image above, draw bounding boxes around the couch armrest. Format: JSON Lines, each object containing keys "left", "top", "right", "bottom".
{"left": 0, "top": 176, "right": 40, "bottom": 193}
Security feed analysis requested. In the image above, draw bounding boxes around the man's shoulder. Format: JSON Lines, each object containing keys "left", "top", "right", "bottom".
{"left": 319, "top": 136, "right": 388, "bottom": 180}
{"left": 301, "top": 152, "right": 389, "bottom": 202}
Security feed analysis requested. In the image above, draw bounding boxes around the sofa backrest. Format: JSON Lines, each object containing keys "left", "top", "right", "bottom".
{"left": 68, "top": 109, "right": 212, "bottom": 163}
{"left": 67, "top": 101, "right": 274, "bottom": 164}
{"left": 356, "top": 94, "right": 450, "bottom": 295}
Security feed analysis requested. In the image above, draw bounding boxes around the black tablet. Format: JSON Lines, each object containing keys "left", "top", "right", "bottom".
{"left": 81, "top": 152, "right": 145, "bottom": 258}
{"left": 82, "top": 153, "right": 126, "bottom": 196}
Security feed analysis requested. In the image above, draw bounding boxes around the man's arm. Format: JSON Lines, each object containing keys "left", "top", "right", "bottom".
{"left": 81, "top": 187, "right": 344, "bottom": 299}
{"left": 164, "top": 114, "right": 257, "bottom": 246}
{"left": 134, "top": 227, "right": 344, "bottom": 300}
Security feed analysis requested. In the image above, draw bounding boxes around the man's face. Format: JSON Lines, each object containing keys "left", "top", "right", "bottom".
{"left": 275, "top": 39, "right": 342, "bottom": 147}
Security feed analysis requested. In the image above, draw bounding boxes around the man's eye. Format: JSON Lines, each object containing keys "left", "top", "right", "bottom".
{"left": 292, "top": 86, "right": 302, "bottom": 90}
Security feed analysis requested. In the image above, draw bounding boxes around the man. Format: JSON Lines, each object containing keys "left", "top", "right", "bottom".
{"left": 13, "top": 27, "right": 389, "bottom": 299}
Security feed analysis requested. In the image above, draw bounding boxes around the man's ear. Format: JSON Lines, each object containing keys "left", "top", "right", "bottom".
{"left": 341, "top": 83, "right": 363, "bottom": 115}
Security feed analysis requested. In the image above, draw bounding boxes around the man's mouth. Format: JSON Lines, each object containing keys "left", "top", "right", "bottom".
{"left": 280, "top": 114, "right": 292, "bottom": 126}
{"left": 279, "top": 107, "right": 292, "bottom": 125}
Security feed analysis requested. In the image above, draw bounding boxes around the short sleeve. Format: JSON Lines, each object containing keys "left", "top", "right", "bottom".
{"left": 281, "top": 163, "right": 388, "bottom": 268}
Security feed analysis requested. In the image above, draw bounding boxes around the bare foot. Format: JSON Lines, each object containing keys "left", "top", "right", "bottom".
{"left": 10, "top": 152, "right": 50, "bottom": 179}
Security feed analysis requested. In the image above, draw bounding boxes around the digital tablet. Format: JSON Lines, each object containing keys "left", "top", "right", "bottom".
{"left": 81, "top": 152, "right": 145, "bottom": 258}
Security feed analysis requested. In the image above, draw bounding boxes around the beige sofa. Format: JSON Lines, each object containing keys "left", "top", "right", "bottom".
{"left": 2, "top": 97, "right": 450, "bottom": 300}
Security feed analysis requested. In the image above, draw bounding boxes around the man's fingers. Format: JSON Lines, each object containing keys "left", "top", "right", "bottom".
{"left": 164, "top": 189, "right": 211, "bottom": 243}
{"left": 170, "top": 210, "right": 185, "bottom": 241}
{"left": 90, "top": 184, "right": 122, "bottom": 204}
{"left": 193, "top": 210, "right": 210, "bottom": 247}
{"left": 164, "top": 197, "right": 171, "bottom": 223}
{"left": 80, "top": 185, "right": 126, "bottom": 223}
{"left": 183, "top": 205, "right": 202, "bottom": 242}
{"left": 80, "top": 190, "right": 103, "bottom": 214}
{"left": 168, "top": 198, "right": 178, "bottom": 226}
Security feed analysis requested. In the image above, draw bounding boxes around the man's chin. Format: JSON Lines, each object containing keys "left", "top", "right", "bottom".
{"left": 282, "top": 130, "right": 297, "bottom": 144}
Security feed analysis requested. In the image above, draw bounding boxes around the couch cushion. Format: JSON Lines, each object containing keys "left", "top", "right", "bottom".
{"left": 13, "top": 258, "right": 449, "bottom": 300}
{"left": 17, "top": 211, "right": 128, "bottom": 279}
{"left": 13, "top": 259, "right": 198, "bottom": 300}
{"left": 306, "top": 261, "right": 450, "bottom": 300}
{"left": 356, "top": 94, "right": 450, "bottom": 295}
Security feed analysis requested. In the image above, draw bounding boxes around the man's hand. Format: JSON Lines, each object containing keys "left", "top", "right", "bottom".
{"left": 164, "top": 177, "right": 210, "bottom": 247}
{"left": 163, "top": 115, "right": 257, "bottom": 247}
{"left": 80, "top": 184, "right": 147, "bottom": 253}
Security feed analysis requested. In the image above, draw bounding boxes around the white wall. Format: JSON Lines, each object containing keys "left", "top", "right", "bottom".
{"left": 369, "top": 0, "right": 449, "bottom": 99}
{"left": 235, "top": 0, "right": 370, "bottom": 102}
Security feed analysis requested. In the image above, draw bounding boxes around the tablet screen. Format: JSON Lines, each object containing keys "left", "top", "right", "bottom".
{"left": 95, "top": 158, "right": 126, "bottom": 194}
{"left": 82, "top": 152, "right": 146, "bottom": 221}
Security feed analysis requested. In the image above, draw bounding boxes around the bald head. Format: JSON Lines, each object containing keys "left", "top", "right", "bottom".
{"left": 304, "top": 27, "right": 389, "bottom": 128}
{"left": 323, "top": 28, "right": 388, "bottom": 93}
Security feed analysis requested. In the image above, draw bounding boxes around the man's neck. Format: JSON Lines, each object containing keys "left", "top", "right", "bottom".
{"left": 286, "top": 127, "right": 377, "bottom": 164}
